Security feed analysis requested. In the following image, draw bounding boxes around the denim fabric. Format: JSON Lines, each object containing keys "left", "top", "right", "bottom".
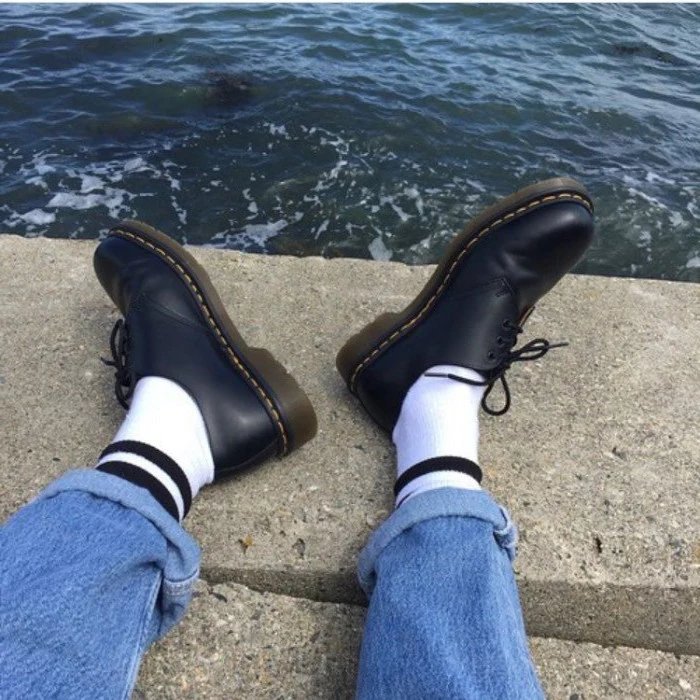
{"left": 2, "top": 476, "right": 542, "bottom": 700}
{"left": 356, "top": 487, "right": 544, "bottom": 700}
{"left": 0, "top": 470, "right": 200, "bottom": 700}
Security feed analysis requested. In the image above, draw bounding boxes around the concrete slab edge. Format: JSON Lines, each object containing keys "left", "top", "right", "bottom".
{"left": 200, "top": 567, "right": 700, "bottom": 656}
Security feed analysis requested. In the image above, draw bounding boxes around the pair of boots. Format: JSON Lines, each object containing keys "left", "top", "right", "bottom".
{"left": 93, "top": 177, "right": 594, "bottom": 521}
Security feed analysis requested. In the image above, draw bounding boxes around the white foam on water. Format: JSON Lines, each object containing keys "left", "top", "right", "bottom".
{"left": 357, "top": 155, "right": 374, "bottom": 174}
{"left": 123, "top": 157, "right": 147, "bottom": 173}
{"left": 403, "top": 186, "right": 425, "bottom": 216}
{"left": 465, "top": 178, "right": 487, "bottom": 193}
{"left": 303, "top": 193, "right": 322, "bottom": 205}
{"left": 685, "top": 256, "right": 700, "bottom": 269}
{"left": 645, "top": 170, "right": 676, "bottom": 186}
{"left": 171, "top": 195, "right": 187, "bottom": 225}
{"left": 241, "top": 187, "right": 259, "bottom": 215}
{"left": 209, "top": 219, "right": 292, "bottom": 251}
{"left": 265, "top": 123, "right": 288, "bottom": 138}
{"left": 669, "top": 211, "right": 686, "bottom": 227}
{"left": 26, "top": 176, "right": 49, "bottom": 191}
{"left": 379, "top": 195, "right": 411, "bottom": 222}
{"left": 626, "top": 187, "right": 668, "bottom": 210}
{"left": 35, "top": 162, "right": 56, "bottom": 176}
{"left": 330, "top": 159, "right": 348, "bottom": 180}
{"left": 391, "top": 202, "right": 411, "bottom": 222}
{"left": 80, "top": 175, "right": 104, "bottom": 194}
{"left": 18, "top": 151, "right": 58, "bottom": 178}
{"left": 10, "top": 208, "right": 56, "bottom": 226}
{"left": 369, "top": 236, "right": 393, "bottom": 261}
{"left": 47, "top": 188, "right": 129, "bottom": 219}
{"left": 159, "top": 162, "right": 182, "bottom": 193}
{"left": 237, "top": 219, "right": 288, "bottom": 246}
{"left": 314, "top": 219, "right": 329, "bottom": 239}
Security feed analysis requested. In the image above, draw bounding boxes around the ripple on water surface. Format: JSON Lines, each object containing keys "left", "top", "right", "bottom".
{"left": 1, "top": 3, "right": 699, "bottom": 281}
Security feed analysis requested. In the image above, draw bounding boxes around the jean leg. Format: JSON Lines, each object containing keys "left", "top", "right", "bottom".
{"left": 0, "top": 470, "right": 200, "bottom": 700}
{"left": 356, "top": 488, "right": 543, "bottom": 700}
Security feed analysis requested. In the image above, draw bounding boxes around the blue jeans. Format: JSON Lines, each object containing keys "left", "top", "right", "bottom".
{"left": 0, "top": 470, "right": 543, "bottom": 699}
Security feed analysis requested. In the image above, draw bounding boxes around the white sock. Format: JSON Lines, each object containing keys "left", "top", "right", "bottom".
{"left": 97, "top": 376, "right": 215, "bottom": 521}
{"left": 392, "top": 365, "right": 485, "bottom": 506}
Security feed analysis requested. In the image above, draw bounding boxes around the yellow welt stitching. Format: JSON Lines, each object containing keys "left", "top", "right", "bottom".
{"left": 111, "top": 228, "right": 289, "bottom": 453}
{"left": 348, "top": 192, "right": 592, "bottom": 390}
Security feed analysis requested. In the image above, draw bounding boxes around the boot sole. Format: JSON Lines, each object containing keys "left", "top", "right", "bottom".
{"left": 109, "top": 220, "right": 318, "bottom": 456}
{"left": 336, "top": 177, "right": 594, "bottom": 393}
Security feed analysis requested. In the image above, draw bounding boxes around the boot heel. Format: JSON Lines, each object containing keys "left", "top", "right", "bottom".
{"left": 336, "top": 312, "right": 402, "bottom": 391}
{"left": 246, "top": 347, "right": 318, "bottom": 454}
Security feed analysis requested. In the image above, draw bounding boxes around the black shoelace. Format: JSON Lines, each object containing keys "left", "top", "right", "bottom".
{"left": 424, "top": 319, "right": 568, "bottom": 416}
{"left": 101, "top": 319, "right": 135, "bottom": 409}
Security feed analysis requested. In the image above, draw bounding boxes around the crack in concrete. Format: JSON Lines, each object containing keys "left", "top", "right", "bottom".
{"left": 199, "top": 567, "right": 700, "bottom": 656}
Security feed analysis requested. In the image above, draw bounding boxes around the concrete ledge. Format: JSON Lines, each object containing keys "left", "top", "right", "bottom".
{"left": 2, "top": 236, "right": 699, "bottom": 654}
{"left": 136, "top": 580, "right": 700, "bottom": 699}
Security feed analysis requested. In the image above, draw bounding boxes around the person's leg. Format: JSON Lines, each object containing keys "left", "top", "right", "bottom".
{"left": 355, "top": 370, "right": 543, "bottom": 700}
{"left": 0, "top": 471, "right": 199, "bottom": 700}
{"left": 336, "top": 179, "right": 595, "bottom": 698}
{"left": 1, "top": 220, "right": 317, "bottom": 698}
{"left": 356, "top": 489, "right": 542, "bottom": 700}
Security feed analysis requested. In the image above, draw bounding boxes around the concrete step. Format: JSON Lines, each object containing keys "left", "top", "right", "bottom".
{"left": 136, "top": 580, "right": 699, "bottom": 699}
{"left": 1, "top": 236, "right": 699, "bottom": 654}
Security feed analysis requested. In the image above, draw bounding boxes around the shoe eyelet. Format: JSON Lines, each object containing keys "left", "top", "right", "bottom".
{"left": 496, "top": 336, "right": 504, "bottom": 346}
{"left": 502, "top": 319, "right": 511, "bottom": 329}
{"left": 487, "top": 351, "right": 496, "bottom": 361}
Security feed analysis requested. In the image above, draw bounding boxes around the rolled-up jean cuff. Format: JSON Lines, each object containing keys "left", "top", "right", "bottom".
{"left": 35, "top": 469, "right": 201, "bottom": 631}
{"left": 358, "top": 487, "right": 517, "bottom": 597}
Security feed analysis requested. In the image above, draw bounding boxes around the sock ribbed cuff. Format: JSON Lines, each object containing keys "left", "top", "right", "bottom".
{"left": 97, "top": 461, "right": 181, "bottom": 521}
{"left": 97, "top": 440, "right": 192, "bottom": 521}
{"left": 394, "top": 456, "right": 482, "bottom": 507}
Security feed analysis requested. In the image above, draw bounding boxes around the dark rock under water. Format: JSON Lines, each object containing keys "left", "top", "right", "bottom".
{"left": 203, "top": 72, "right": 255, "bottom": 107}
{"left": 610, "top": 43, "right": 688, "bottom": 66}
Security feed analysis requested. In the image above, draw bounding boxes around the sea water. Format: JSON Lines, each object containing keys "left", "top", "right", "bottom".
{"left": 1, "top": 3, "right": 699, "bottom": 280}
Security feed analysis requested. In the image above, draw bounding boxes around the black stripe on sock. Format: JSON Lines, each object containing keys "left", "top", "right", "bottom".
{"left": 394, "top": 456, "right": 483, "bottom": 498}
{"left": 97, "top": 460, "right": 180, "bottom": 521}
{"left": 100, "top": 440, "right": 192, "bottom": 516}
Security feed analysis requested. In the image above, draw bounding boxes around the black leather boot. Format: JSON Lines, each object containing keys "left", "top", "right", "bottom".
{"left": 337, "top": 177, "right": 595, "bottom": 431}
{"left": 94, "top": 220, "right": 317, "bottom": 478}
